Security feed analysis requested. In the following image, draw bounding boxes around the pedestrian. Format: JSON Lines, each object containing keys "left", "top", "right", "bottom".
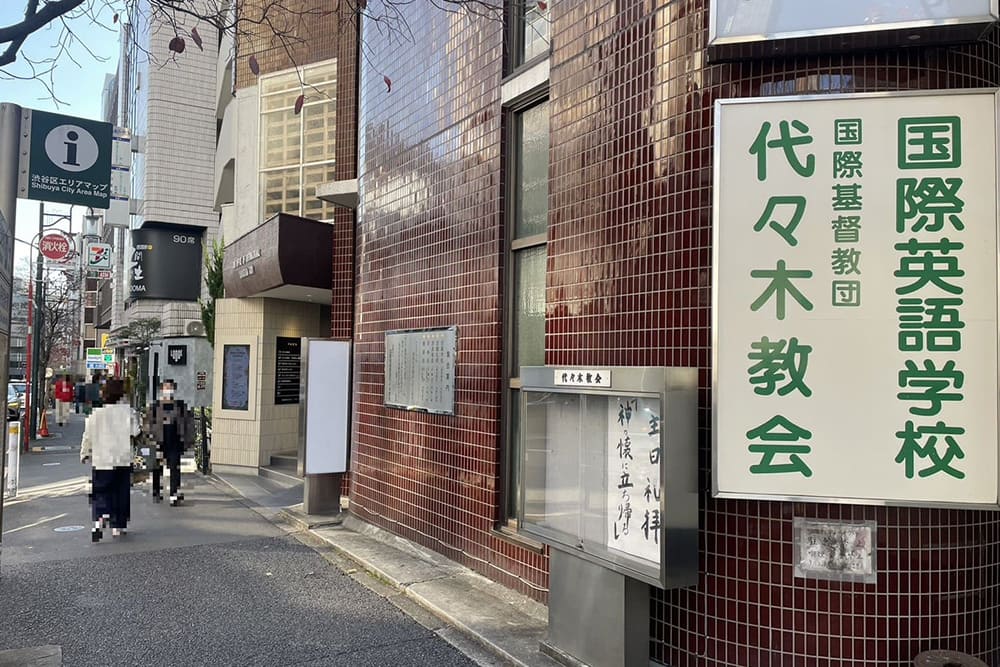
{"left": 54, "top": 374, "right": 73, "bottom": 426}
{"left": 74, "top": 376, "right": 86, "bottom": 414}
{"left": 84, "top": 374, "right": 102, "bottom": 415}
{"left": 80, "top": 378, "right": 139, "bottom": 541}
{"left": 144, "top": 379, "right": 194, "bottom": 506}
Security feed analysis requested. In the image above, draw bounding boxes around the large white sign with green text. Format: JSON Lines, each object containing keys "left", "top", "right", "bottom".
{"left": 713, "top": 91, "right": 999, "bottom": 506}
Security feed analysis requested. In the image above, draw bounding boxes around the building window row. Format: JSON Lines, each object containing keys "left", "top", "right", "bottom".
{"left": 259, "top": 60, "right": 339, "bottom": 222}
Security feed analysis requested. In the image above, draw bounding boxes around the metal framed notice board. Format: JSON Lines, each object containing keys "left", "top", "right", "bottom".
{"left": 384, "top": 326, "right": 457, "bottom": 415}
{"left": 713, "top": 90, "right": 1000, "bottom": 508}
{"left": 518, "top": 366, "right": 698, "bottom": 589}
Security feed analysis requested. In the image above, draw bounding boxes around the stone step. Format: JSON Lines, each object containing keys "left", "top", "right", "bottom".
{"left": 269, "top": 453, "right": 298, "bottom": 469}
{"left": 259, "top": 465, "right": 300, "bottom": 485}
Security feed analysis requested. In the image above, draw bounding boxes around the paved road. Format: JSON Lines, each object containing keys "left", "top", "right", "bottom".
{"left": 0, "top": 412, "right": 478, "bottom": 667}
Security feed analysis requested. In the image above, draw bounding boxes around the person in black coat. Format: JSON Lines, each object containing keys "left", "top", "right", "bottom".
{"left": 143, "top": 379, "right": 194, "bottom": 506}
{"left": 74, "top": 377, "right": 86, "bottom": 414}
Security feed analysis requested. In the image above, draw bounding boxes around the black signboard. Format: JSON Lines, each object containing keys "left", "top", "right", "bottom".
{"left": 274, "top": 337, "right": 301, "bottom": 405}
{"left": 167, "top": 345, "right": 187, "bottom": 366}
{"left": 130, "top": 223, "right": 204, "bottom": 301}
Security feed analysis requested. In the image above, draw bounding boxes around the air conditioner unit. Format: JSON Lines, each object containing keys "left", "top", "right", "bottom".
{"left": 183, "top": 319, "right": 206, "bottom": 336}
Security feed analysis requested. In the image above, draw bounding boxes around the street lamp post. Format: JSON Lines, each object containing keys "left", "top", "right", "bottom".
{"left": 21, "top": 204, "right": 81, "bottom": 446}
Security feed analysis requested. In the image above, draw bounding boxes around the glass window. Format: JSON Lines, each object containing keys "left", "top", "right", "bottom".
{"left": 518, "top": 2, "right": 550, "bottom": 66}
{"left": 516, "top": 101, "right": 549, "bottom": 238}
{"left": 259, "top": 59, "right": 338, "bottom": 221}
{"left": 514, "top": 246, "right": 546, "bottom": 368}
{"left": 504, "top": 99, "right": 549, "bottom": 524}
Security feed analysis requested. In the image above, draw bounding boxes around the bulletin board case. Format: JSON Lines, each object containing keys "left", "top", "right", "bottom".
{"left": 518, "top": 366, "right": 699, "bottom": 589}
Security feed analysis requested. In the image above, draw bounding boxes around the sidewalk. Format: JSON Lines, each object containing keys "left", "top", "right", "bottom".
{"left": 212, "top": 467, "right": 558, "bottom": 667}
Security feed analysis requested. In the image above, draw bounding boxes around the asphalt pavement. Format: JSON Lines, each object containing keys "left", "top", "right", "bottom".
{"left": 0, "top": 410, "right": 479, "bottom": 667}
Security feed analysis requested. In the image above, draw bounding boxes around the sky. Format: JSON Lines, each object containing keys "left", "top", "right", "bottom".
{"left": 0, "top": 2, "right": 121, "bottom": 270}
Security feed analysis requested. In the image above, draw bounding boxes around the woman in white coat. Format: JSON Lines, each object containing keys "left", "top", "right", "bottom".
{"left": 80, "top": 379, "right": 139, "bottom": 541}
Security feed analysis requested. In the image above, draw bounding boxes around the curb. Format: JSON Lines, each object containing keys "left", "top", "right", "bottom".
{"left": 277, "top": 506, "right": 345, "bottom": 530}
{"left": 305, "top": 517, "right": 553, "bottom": 667}
{"left": 29, "top": 445, "right": 72, "bottom": 452}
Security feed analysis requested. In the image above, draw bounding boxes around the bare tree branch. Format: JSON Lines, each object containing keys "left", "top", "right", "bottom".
{"left": 0, "top": 0, "right": 88, "bottom": 67}
{"left": 0, "top": 0, "right": 548, "bottom": 104}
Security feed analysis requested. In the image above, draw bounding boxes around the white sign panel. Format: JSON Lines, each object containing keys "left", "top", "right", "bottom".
{"left": 303, "top": 340, "right": 350, "bottom": 474}
{"left": 713, "top": 91, "right": 999, "bottom": 506}
{"left": 606, "top": 396, "right": 662, "bottom": 564}
{"left": 710, "top": 0, "right": 997, "bottom": 44}
{"left": 106, "top": 126, "right": 131, "bottom": 228}
{"left": 554, "top": 368, "right": 611, "bottom": 387}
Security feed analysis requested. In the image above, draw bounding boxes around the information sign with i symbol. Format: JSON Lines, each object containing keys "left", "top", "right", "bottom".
{"left": 18, "top": 109, "right": 113, "bottom": 209}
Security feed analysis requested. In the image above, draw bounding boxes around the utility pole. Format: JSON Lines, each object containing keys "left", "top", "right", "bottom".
{"left": 27, "top": 204, "right": 43, "bottom": 440}
{"left": 0, "top": 103, "right": 22, "bottom": 540}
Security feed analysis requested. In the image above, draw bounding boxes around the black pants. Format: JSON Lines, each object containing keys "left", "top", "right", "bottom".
{"left": 152, "top": 460, "right": 180, "bottom": 497}
{"left": 91, "top": 467, "right": 131, "bottom": 529}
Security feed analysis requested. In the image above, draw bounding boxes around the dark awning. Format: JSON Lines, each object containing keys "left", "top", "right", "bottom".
{"left": 223, "top": 213, "right": 332, "bottom": 302}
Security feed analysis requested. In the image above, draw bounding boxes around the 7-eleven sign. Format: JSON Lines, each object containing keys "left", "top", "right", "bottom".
{"left": 86, "top": 242, "right": 112, "bottom": 270}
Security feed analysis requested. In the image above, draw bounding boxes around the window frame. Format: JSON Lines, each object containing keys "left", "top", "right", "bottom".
{"left": 257, "top": 60, "right": 339, "bottom": 222}
{"left": 500, "top": 90, "right": 550, "bottom": 528}
{"left": 505, "top": 1, "right": 551, "bottom": 77}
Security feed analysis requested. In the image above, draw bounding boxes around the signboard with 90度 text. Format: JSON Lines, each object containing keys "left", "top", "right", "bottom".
{"left": 713, "top": 90, "right": 999, "bottom": 507}
{"left": 18, "top": 109, "right": 112, "bottom": 209}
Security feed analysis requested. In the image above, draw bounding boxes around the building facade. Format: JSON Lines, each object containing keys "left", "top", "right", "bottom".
{"left": 345, "top": 3, "right": 1000, "bottom": 666}
{"left": 197, "top": 2, "right": 1000, "bottom": 665}
{"left": 210, "top": 1, "right": 356, "bottom": 469}
{"left": 8, "top": 276, "right": 27, "bottom": 381}
{"left": 102, "top": 0, "right": 220, "bottom": 404}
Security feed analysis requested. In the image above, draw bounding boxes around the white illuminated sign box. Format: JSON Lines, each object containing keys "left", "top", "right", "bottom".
{"left": 713, "top": 90, "right": 999, "bottom": 507}
{"left": 710, "top": 0, "right": 998, "bottom": 47}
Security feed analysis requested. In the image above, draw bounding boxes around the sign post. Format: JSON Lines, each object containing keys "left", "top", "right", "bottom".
{"left": 0, "top": 104, "right": 110, "bottom": 542}
{"left": 713, "top": 90, "right": 999, "bottom": 507}
{"left": 0, "top": 103, "right": 21, "bottom": 541}
{"left": 4, "top": 422, "right": 19, "bottom": 500}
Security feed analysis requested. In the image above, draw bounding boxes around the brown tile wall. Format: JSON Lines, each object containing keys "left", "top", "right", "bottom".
{"left": 351, "top": 8, "right": 549, "bottom": 599}
{"left": 351, "top": 0, "right": 1000, "bottom": 662}
{"left": 234, "top": 0, "right": 349, "bottom": 88}
{"left": 330, "top": 18, "right": 357, "bottom": 342}
{"left": 548, "top": 1, "right": 1000, "bottom": 665}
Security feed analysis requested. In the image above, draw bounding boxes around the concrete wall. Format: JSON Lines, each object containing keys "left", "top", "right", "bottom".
{"left": 230, "top": 85, "right": 260, "bottom": 240}
{"left": 146, "top": 336, "right": 213, "bottom": 408}
{"left": 211, "top": 298, "right": 326, "bottom": 468}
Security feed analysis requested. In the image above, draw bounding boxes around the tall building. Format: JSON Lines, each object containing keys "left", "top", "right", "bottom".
{"left": 101, "top": 0, "right": 220, "bottom": 404}
{"left": 7, "top": 275, "right": 27, "bottom": 381}
{"left": 210, "top": 1, "right": 356, "bottom": 468}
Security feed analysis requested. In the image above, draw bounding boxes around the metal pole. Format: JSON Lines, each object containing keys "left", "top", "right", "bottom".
{"left": 23, "top": 276, "right": 32, "bottom": 450}
{"left": 0, "top": 103, "right": 23, "bottom": 541}
{"left": 28, "top": 204, "right": 42, "bottom": 440}
{"left": 201, "top": 405, "right": 208, "bottom": 475}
